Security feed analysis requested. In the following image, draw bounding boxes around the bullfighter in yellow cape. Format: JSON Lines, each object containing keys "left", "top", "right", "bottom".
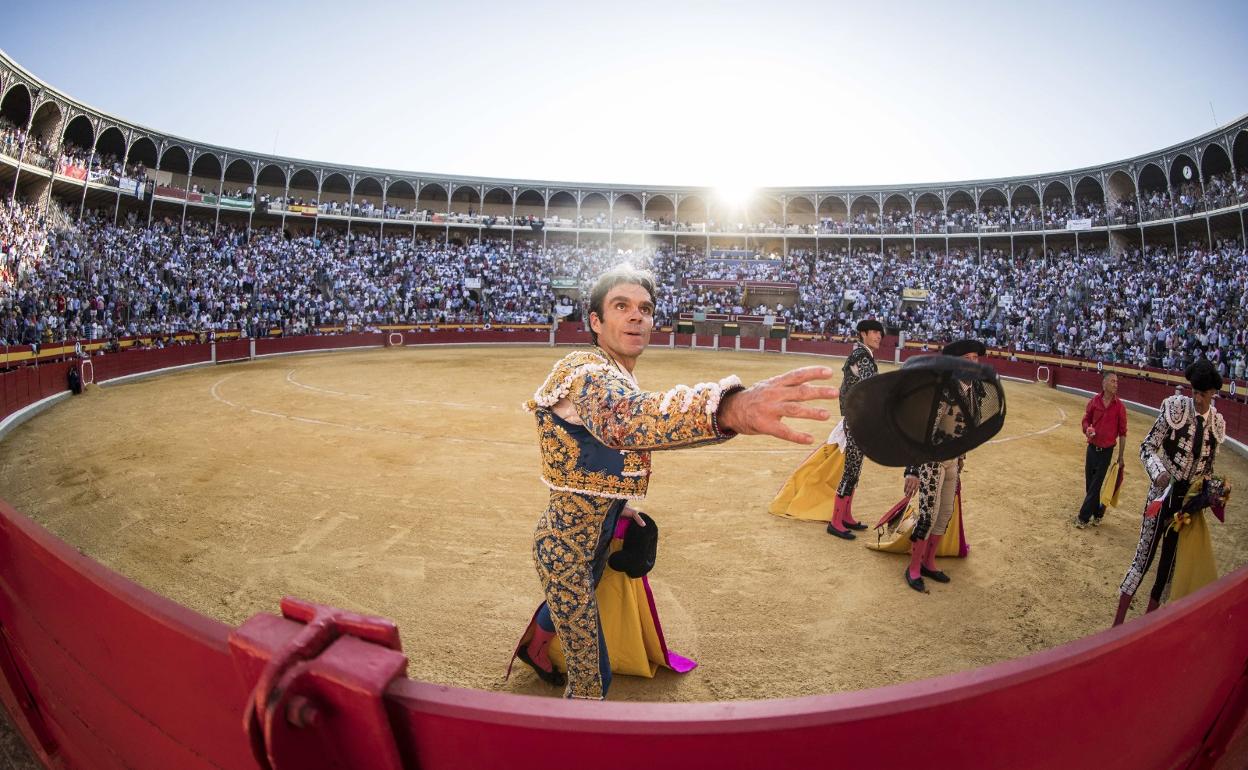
{"left": 1113, "top": 359, "right": 1229, "bottom": 626}
{"left": 769, "top": 319, "right": 882, "bottom": 539}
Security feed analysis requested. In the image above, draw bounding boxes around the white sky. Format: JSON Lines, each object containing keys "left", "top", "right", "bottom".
{"left": 4, "top": 0, "right": 1247, "bottom": 188}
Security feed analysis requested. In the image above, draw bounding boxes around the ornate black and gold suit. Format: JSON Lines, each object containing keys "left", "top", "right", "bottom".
{"left": 904, "top": 380, "right": 981, "bottom": 541}
{"left": 524, "top": 348, "right": 739, "bottom": 699}
{"left": 1120, "top": 395, "right": 1225, "bottom": 600}
{"left": 837, "top": 341, "right": 878, "bottom": 496}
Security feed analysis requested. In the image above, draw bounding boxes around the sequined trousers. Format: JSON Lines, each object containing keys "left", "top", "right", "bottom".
{"left": 532, "top": 489, "right": 624, "bottom": 699}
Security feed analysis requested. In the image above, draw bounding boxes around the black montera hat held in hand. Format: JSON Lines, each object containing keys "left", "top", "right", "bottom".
{"left": 608, "top": 511, "right": 658, "bottom": 578}
{"left": 856, "top": 319, "right": 884, "bottom": 334}
{"left": 842, "top": 354, "right": 1007, "bottom": 467}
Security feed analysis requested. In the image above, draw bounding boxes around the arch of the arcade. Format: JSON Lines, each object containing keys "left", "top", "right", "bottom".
{"left": 1, "top": 53, "right": 1247, "bottom": 237}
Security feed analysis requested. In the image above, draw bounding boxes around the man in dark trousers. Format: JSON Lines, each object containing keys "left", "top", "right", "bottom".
{"left": 1074, "top": 372, "right": 1127, "bottom": 528}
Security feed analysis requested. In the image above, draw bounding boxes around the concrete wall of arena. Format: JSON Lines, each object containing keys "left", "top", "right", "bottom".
{"left": 0, "top": 330, "right": 1247, "bottom": 769}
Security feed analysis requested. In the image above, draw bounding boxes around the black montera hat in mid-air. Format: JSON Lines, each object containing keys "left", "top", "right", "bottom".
{"left": 608, "top": 511, "right": 658, "bottom": 578}
{"left": 842, "top": 354, "right": 1007, "bottom": 467}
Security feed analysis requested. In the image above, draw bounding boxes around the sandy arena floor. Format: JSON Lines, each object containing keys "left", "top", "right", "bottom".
{"left": 1, "top": 346, "right": 1244, "bottom": 702}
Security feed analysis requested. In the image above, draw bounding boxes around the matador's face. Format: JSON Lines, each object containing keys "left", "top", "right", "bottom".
{"left": 591, "top": 283, "right": 654, "bottom": 367}
{"left": 1193, "top": 388, "right": 1217, "bottom": 415}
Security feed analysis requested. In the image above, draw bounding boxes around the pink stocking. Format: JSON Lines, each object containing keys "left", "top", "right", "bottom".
{"left": 841, "top": 494, "right": 860, "bottom": 527}
{"left": 908, "top": 539, "right": 925, "bottom": 580}
{"left": 828, "top": 495, "right": 849, "bottom": 533}
{"left": 923, "top": 535, "right": 942, "bottom": 571}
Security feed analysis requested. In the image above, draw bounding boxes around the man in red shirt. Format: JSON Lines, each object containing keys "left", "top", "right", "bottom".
{"left": 1075, "top": 372, "right": 1128, "bottom": 528}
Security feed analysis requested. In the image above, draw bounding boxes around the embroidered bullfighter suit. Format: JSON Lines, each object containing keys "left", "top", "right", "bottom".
{"left": 521, "top": 348, "right": 740, "bottom": 699}
{"left": 1119, "top": 395, "right": 1226, "bottom": 606}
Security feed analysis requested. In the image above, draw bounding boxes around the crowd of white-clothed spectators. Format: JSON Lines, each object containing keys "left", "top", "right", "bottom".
{"left": 2, "top": 196, "right": 1246, "bottom": 380}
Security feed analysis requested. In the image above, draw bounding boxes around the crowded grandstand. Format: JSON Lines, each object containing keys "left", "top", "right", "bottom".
{"left": 3, "top": 44, "right": 1248, "bottom": 386}
{"left": 3, "top": 196, "right": 1248, "bottom": 380}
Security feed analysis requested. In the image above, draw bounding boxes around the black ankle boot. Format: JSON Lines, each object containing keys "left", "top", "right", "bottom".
{"left": 826, "top": 523, "right": 856, "bottom": 539}
{"left": 904, "top": 568, "right": 926, "bottom": 593}
{"left": 516, "top": 644, "right": 566, "bottom": 687}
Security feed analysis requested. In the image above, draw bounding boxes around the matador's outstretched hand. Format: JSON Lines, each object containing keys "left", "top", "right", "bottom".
{"left": 718, "top": 366, "right": 839, "bottom": 444}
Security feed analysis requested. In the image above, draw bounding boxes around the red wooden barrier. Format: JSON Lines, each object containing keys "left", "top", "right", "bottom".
{"left": 253, "top": 333, "right": 385, "bottom": 356}
{"left": 215, "top": 339, "right": 252, "bottom": 363}
{"left": 554, "top": 325, "right": 592, "bottom": 346}
{"left": 0, "top": 503, "right": 253, "bottom": 768}
{"left": 408, "top": 329, "right": 549, "bottom": 345}
{"left": 0, "top": 363, "right": 72, "bottom": 420}
{"left": 1, "top": 496, "right": 1246, "bottom": 769}
{"left": 87, "top": 345, "right": 214, "bottom": 381}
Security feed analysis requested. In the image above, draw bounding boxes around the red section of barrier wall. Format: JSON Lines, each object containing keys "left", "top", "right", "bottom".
{"left": 785, "top": 338, "right": 853, "bottom": 357}
{"left": 403, "top": 329, "right": 550, "bottom": 345}
{"left": 0, "top": 348, "right": 216, "bottom": 427}
{"left": 554, "top": 325, "right": 592, "bottom": 346}
{"left": 0, "top": 363, "right": 73, "bottom": 420}
{"left": 1, "top": 490, "right": 1245, "bottom": 769}
{"left": 253, "top": 333, "right": 385, "bottom": 356}
{"left": 0, "top": 504, "right": 253, "bottom": 769}
{"left": 215, "top": 338, "right": 252, "bottom": 363}
{"left": 87, "top": 344, "right": 214, "bottom": 381}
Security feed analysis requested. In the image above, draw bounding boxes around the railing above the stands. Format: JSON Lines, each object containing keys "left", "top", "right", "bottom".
{"left": 10, "top": 145, "right": 1248, "bottom": 238}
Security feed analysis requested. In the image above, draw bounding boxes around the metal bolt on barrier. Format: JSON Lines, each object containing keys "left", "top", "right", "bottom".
{"left": 285, "top": 695, "right": 320, "bottom": 729}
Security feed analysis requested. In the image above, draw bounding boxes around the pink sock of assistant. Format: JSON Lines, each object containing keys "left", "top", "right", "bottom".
{"left": 923, "top": 535, "right": 942, "bottom": 571}
{"left": 841, "top": 494, "right": 860, "bottom": 526}
{"left": 908, "top": 540, "right": 925, "bottom": 580}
